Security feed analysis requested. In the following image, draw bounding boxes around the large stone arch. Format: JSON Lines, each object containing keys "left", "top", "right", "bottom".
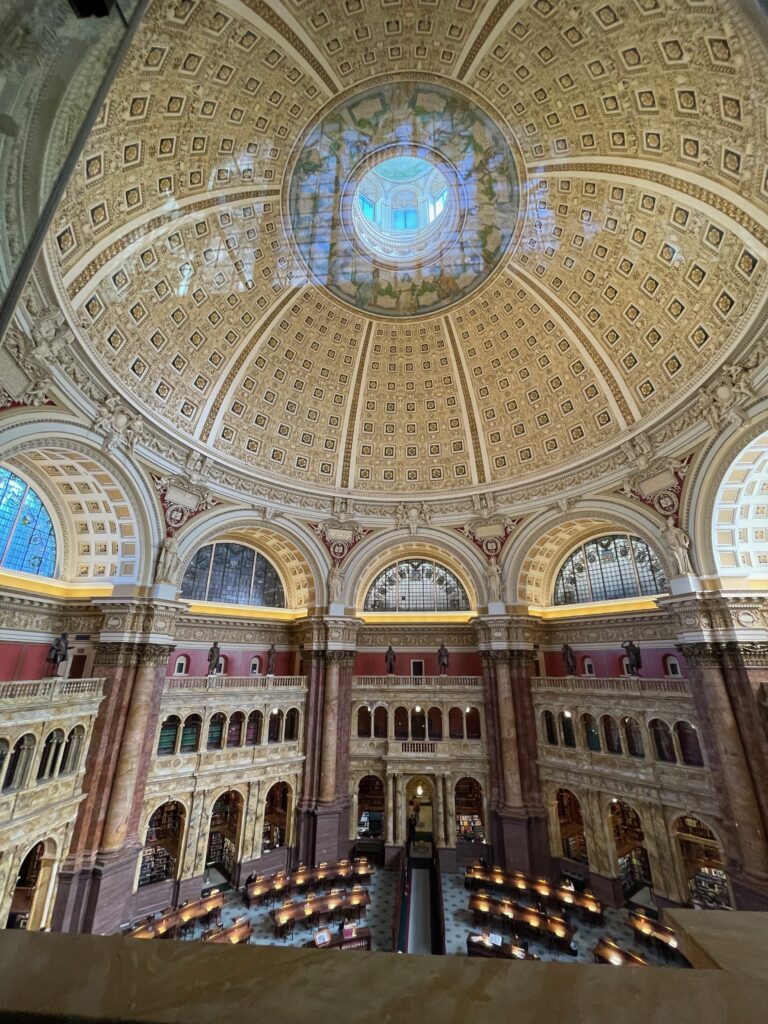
{"left": 506, "top": 499, "right": 674, "bottom": 609}
{"left": 685, "top": 405, "right": 768, "bottom": 583}
{"left": 341, "top": 528, "right": 486, "bottom": 612}
{"left": 171, "top": 509, "right": 326, "bottom": 610}
{"left": 0, "top": 413, "right": 162, "bottom": 584}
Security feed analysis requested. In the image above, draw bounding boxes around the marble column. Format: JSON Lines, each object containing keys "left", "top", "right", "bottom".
{"left": 395, "top": 775, "right": 406, "bottom": 846}
{"left": 315, "top": 649, "right": 355, "bottom": 863}
{"left": 52, "top": 634, "right": 174, "bottom": 935}
{"left": 318, "top": 652, "right": 341, "bottom": 805}
{"left": 349, "top": 784, "right": 359, "bottom": 842}
{"left": 490, "top": 652, "right": 523, "bottom": 811}
{"left": 679, "top": 642, "right": 768, "bottom": 908}
{"left": 445, "top": 774, "right": 456, "bottom": 849}
{"left": 434, "top": 774, "right": 446, "bottom": 848}
{"left": 385, "top": 774, "right": 395, "bottom": 847}
{"left": 294, "top": 646, "right": 325, "bottom": 865}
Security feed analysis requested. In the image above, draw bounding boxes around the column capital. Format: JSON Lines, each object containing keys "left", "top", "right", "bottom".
{"left": 94, "top": 641, "right": 175, "bottom": 668}
{"left": 324, "top": 649, "right": 356, "bottom": 665}
{"left": 677, "top": 640, "right": 768, "bottom": 668}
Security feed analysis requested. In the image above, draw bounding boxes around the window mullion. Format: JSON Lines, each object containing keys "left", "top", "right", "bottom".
{"left": 204, "top": 543, "right": 216, "bottom": 601}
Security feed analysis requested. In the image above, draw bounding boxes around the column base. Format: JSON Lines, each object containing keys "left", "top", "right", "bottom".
{"left": 492, "top": 808, "right": 550, "bottom": 875}
{"left": 50, "top": 863, "right": 96, "bottom": 934}
{"left": 587, "top": 871, "right": 624, "bottom": 907}
{"left": 90, "top": 846, "right": 142, "bottom": 935}
{"left": 314, "top": 806, "right": 345, "bottom": 863}
{"left": 731, "top": 875, "right": 768, "bottom": 910}
{"left": 384, "top": 845, "right": 403, "bottom": 870}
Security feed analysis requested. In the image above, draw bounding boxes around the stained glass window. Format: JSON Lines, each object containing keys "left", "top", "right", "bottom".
{"left": 0, "top": 467, "right": 56, "bottom": 577}
{"left": 180, "top": 543, "right": 285, "bottom": 607}
{"left": 363, "top": 558, "right": 470, "bottom": 612}
{"left": 553, "top": 534, "right": 666, "bottom": 606}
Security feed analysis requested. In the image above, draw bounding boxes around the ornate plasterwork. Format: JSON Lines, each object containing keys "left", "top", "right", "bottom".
{"left": 286, "top": 77, "right": 521, "bottom": 317}
{"left": 15, "top": 0, "right": 762, "bottom": 500}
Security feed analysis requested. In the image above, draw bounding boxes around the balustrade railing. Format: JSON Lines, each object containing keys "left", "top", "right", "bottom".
{"left": 164, "top": 674, "right": 307, "bottom": 692}
{"left": 399, "top": 741, "right": 437, "bottom": 754}
{"left": 353, "top": 675, "right": 481, "bottom": 688}
{"left": 531, "top": 675, "right": 689, "bottom": 695}
{"left": 0, "top": 677, "right": 105, "bottom": 703}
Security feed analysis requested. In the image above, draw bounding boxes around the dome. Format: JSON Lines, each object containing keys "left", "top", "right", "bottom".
{"left": 44, "top": 0, "right": 767, "bottom": 504}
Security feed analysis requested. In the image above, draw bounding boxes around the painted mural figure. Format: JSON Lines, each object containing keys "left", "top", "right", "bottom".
{"left": 622, "top": 640, "right": 642, "bottom": 677}
{"left": 561, "top": 643, "right": 577, "bottom": 676}
{"left": 437, "top": 642, "right": 449, "bottom": 675}
{"left": 266, "top": 644, "right": 277, "bottom": 676}
{"left": 385, "top": 645, "right": 396, "bottom": 675}
{"left": 46, "top": 633, "right": 69, "bottom": 677}
{"left": 207, "top": 642, "right": 221, "bottom": 676}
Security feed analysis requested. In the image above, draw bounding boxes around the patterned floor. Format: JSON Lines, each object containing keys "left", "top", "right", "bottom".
{"left": 173, "top": 869, "right": 398, "bottom": 953}
{"left": 440, "top": 873, "right": 686, "bottom": 967}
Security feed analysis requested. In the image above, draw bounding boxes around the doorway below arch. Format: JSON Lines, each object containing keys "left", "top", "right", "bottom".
{"left": 406, "top": 776, "right": 434, "bottom": 848}
{"left": 205, "top": 791, "right": 243, "bottom": 888}
{"left": 610, "top": 801, "right": 653, "bottom": 900}
{"left": 674, "top": 816, "right": 732, "bottom": 908}
{"left": 5, "top": 839, "right": 57, "bottom": 930}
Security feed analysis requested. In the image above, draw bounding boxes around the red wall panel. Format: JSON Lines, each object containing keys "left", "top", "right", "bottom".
{"left": 0, "top": 641, "right": 50, "bottom": 681}
{"left": 354, "top": 650, "right": 482, "bottom": 675}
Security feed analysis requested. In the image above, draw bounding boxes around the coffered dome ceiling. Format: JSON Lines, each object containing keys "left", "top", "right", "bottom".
{"left": 46, "top": 0, "right": 768, "bottom": 500}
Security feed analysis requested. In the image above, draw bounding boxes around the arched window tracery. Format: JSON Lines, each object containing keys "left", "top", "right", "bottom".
{"left": 180, "top": 543, "right": 285, "bottom": 607}
{"left": 363, "top": 558, "right": 470, "bottom": 612}
{"left": 553, "top": 534, "right": 667, "bottom": 605}
{"left": 0, "top": 467, "right": 56, "bottom": 577}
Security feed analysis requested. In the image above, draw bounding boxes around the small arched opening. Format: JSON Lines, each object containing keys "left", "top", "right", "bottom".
{"left": 138, "top": 801, "right": 185, "bottom": 888}
{"left": 610, "top": 800, "right": 653, "bottom": 898}
{"left": 5, "top": 840, "right": 57, "bottom": 930}
{"left": 356, "top": 775, "right": 384, "bottom": 839}
{"left": 455, "top": 777, "right": 485, "bottom": 843}
{"left": 206, "top": 791, "right": 243, "bottom": 884}
{"left": 263, "top": 781, "right": 292, "bottom": 852}
{"left": 673, "top": 815, "right": 731, "bottom": 908}
{"left": 557, "top": 789, "right": 588, "bottom": 865}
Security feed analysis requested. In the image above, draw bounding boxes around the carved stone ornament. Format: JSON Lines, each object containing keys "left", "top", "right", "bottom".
{"left": 152, "top": 473, "right": 218, "bottom": 536}
{"left": 458, "top": 516, "right": 520, "bottom": 559}
{"left": 617, "top": 454, "right": 692, "bottom": 527}
{"left": 0, "top": 309, "right": 72, "bottom": 408}
{"left": 394, "top": 501, "right": 432, "bottom": 535}
{"left": 92, "top": 394, "right": 144, "bottom": 454}
{"left": 312, "top": 515, "right": 368, "bottom": 563}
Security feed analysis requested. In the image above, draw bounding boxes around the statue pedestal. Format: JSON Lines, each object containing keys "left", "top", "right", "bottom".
{"left": 328, "top": 601, "right": 346, "bottom": 615}
{"left": 486, "top": 600, "right": 506, "bottom": 615}
{"left": 669, "top": 573, "right": 702, "bottom": 596}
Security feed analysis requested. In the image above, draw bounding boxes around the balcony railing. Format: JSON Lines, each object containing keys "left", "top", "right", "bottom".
{"left": 0, "top": 677, "right": 105, "bottom": 704}
{"left": 164, "top": 675, "right": 307, "bottom": 692}
{"left": 531, "top": 675, "right": 689, "bottom": 695}
{"left": 353, "top": 675, "right": 481, "bottom": 688}
{"left": 399, "top": 741, "right": 437, "bottom": 754}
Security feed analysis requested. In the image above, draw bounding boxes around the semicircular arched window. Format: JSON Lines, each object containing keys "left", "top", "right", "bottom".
{"left": 553, "top": 534, "right": 667, "bottom": 606}
{"left": 180, "top": 543, "right": 285, "bottom": 607}
{"left": 0, "top": 467, "right": 56, "bottom": 577}
{"left": 363, "top": 558, "right": 470, "bottom": 612}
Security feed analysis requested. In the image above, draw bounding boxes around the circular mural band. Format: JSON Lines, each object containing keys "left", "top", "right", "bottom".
{"left": 287, "top": 79, "right": 521, "bottom": 318}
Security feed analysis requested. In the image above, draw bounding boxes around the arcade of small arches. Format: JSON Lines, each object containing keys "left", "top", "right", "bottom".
{"left": 550, "top": 787, "right": 730, "bottom": 907}
{"left": 540, "top": 711, "right": 704, "bottom": 767}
